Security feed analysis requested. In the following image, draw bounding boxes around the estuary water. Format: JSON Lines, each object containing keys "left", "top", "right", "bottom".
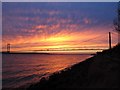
{"left": 2, "top": 53, "right": 91, "bottom": 88}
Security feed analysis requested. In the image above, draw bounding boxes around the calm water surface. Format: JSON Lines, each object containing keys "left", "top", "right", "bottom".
{"left": 2, "top": 54, "right": 91, "bottom": 88}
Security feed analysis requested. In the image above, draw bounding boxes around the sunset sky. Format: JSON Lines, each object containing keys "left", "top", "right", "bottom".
{"left": 2, "top": 2, "right": 118, "bottom": 52}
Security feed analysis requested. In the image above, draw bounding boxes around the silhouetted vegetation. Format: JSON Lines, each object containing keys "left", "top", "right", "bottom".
{"left": 113, "top": 2, "right": 120, "bottom": 44}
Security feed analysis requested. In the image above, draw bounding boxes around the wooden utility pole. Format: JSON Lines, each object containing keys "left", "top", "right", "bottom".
{"left": 109, "top": 32, "right": 112, "bottom": 49}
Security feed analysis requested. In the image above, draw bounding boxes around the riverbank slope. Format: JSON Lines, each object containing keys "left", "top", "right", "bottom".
{"left": 28, "top": 45, "right": 120, "bottom": 89}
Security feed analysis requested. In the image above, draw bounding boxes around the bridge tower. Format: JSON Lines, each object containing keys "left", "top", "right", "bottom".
{"left": 7, "top": 43, "right": 10, "bottom": 53}
{"left": 109, "top": 32, "right": 112, "bottom": 49}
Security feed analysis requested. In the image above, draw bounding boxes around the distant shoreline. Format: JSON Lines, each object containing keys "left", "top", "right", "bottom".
{"left": 1, "top": 52, "right": 96, "bottom": 55}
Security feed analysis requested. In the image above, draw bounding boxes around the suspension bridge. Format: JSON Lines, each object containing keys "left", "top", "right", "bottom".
{"left": 6, "top": 31, "right": 118, "bottom": 53}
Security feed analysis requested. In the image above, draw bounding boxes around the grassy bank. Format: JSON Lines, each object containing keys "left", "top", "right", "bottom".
{"left": 27, "top": 45, "right": 119, "bottom": 89}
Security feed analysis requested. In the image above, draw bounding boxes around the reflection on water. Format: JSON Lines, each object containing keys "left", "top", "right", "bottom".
{"left": 2, "top": 54, "right": 91, "bottom": 88}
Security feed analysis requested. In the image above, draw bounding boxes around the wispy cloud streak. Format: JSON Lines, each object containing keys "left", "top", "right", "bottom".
{"left": 2, "top": 2, "right": 118, "bottom": 51}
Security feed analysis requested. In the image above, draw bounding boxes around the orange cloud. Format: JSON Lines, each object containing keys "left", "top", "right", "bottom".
{"left": 83, "top": 18, "right": 91, "bottom": 24}
{"left": 34, "top": 25, "right": 48, "bottom": 29}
